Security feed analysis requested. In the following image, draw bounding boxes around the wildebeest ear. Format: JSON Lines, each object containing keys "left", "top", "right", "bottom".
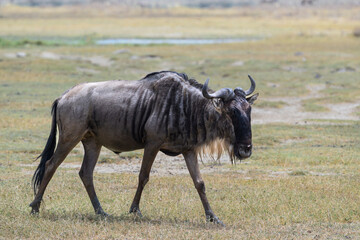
{"left": 211, "top": 98, "right": 223, "bottom": 112}
{"left": 246, "top": 93, "right": 259, "bottom": 105}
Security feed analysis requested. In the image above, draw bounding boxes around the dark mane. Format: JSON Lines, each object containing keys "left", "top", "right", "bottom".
{"left": 186, "top": 78, "right": 204, "bottom": 90}
{"left": 142, "top": 71, "right": 204, "bottom": 90}
{"left": 142, "top": 71, "right": 186, "bottom": 80}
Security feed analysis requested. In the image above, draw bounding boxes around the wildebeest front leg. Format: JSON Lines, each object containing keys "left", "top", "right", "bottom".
{"left": 183, "top": 151, "right": 225, "bottom": 226}
{"left": 129, "top": 145, "right": 159, "bottom": 217}
{"left": 79, "top": 137, "right": 107, "bottom": 216}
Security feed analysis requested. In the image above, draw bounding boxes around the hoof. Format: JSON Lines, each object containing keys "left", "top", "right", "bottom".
{"left": 129, "top": 205, "right": 143, "bottom": 218}
{"left": 29, "top": 201, "right": 40, "bottom": 215}
{"left": 30, "top": 208, "right": 39, "bottom": 215}
{"left": 206, "top": 214, "right": 225, "bottom": 227}
{"left": 95, "top": 209, "right": 109, "bottom": 217}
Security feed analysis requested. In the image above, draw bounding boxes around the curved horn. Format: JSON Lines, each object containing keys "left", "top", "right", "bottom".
{"left": 202, "top": 78, "right": 234, "bottom": 101}
{"left": 245, "top": 75, "right": 256, "bottom": 96}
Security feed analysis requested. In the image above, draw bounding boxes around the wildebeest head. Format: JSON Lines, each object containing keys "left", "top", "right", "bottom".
{"left": 202, "top": 75, "right": 258, "bottom": 160}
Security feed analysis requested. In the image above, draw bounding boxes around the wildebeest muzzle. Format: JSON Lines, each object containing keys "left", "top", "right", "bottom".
{"left": 236, "top": 143, "right": 252, "bottom": 159}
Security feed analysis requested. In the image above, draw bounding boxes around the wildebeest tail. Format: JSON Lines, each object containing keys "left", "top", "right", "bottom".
{"left": 32, "top": 99, "right": 59, "bottom": 195}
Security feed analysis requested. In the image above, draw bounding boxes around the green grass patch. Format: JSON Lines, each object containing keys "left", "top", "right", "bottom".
{"left": 256, "top": 100, "right": 287, "bottom": 109}
{"left": 289, "top": 170, "right": 307, "bottom": 176}
{"left": 0, "top": 37, "right": 70, "bottom": 48}
{"left": 0, "top": 38, "right": 47, "bottom": 47}
{"left": 302, "top": 100, "right": 329, "bottom": 112}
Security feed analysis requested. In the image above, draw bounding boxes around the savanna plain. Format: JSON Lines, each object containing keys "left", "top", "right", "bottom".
{"left": 0, "top": 5, "right": 360, "bottom": 239}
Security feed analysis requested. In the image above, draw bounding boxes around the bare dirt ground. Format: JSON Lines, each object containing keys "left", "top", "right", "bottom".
{"left": 22, "top": 151, "right": 236, "bottom": 177}
{"left": 21, "top": 149, "right": 344, "bottom": 178}
{"left": 39, "top": 51, "right": 114, "bottom": 67}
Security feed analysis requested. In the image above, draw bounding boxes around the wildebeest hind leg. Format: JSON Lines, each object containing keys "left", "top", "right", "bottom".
{"left": 183, "top": 151, "right": 225, "bottom": 226}
{"left": 79, "top": 137, "right": 107, "bottom": 216}
{"left": 30, "top": 138, "right": 80, "bottom": 214}
{"left": 129, "top": 145, "right": 159, "bottom": 217}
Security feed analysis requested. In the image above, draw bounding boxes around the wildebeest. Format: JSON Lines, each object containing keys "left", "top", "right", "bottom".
{"left": 30, "top": 71, "right": 258, "bottom": 226}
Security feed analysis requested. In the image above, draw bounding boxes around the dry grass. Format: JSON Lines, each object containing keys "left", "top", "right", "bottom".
{"left": 0, "top": 5, "right": 360, "bottom": 239}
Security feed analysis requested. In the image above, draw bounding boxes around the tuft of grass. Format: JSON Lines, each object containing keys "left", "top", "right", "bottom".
{"left": 355, "top": 105, "right": 360, "bottom": 117}
{"left": 302, "top": 100, "right": 330, "bottom": 112}
{"left": 289, "top": 170, "right": 307, "bottom": 176}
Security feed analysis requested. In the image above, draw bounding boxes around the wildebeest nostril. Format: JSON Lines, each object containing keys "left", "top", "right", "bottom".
{"left": 245, "top": 144, "right": 252, "bottom": 152}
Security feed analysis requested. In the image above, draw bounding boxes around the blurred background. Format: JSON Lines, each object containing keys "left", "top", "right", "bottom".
{"left": 0, "top": 0, "right": 359, "bottom": 239}
{"left": 1, "top": 0, "right": 360, "bottom": 7}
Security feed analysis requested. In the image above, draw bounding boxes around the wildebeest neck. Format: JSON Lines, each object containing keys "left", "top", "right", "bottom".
{"left": 142, "top": 72, "right": 231, "bottom": 153}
